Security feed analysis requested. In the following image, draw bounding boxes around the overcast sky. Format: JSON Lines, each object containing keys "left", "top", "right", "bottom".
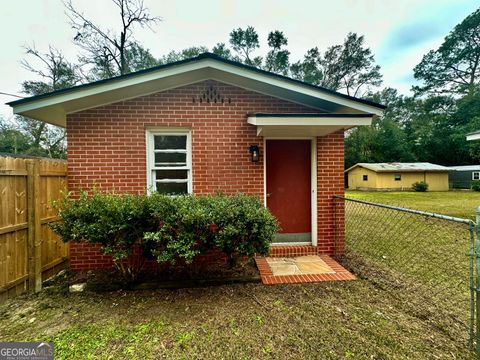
{"left": 1, "top": 0, "right": 478, "bottom": 121}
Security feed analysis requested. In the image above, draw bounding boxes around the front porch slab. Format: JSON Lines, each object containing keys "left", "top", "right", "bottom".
{"left": 255, "top": 255, "right": 355, "bottom": 285}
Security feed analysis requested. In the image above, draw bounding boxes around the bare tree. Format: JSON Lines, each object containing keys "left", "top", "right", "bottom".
{"left": 21, "top": 45, "right": 81, "bottom": 95}
{"left": 16, "top": 45, "right": 80, "bottom": 158}
{"left": 64, "top": 0, "right": 161, "bottom": 78}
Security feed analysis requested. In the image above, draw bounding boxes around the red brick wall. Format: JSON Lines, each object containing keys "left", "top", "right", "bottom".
{"left": 66, "top": 80, "right": 345, "bottom": 271}
{"left": 316, "top": 131, "right": 345, "bottom": 255}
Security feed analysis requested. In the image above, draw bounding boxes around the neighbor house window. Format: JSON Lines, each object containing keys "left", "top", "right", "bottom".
{"left": 363, "top": 175, "right": 368, "bottom": 181}
{"left": 394, "top": 174, "right": 401, "bottom": 181}
{"left": 473, "top": 172, "right": 480, "bottom": 181}
{"left": 147, "top": 129, "right": 192, "bottom": 195}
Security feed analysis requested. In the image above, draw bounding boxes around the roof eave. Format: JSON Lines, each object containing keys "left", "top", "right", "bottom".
{"left": 9, "top": 53, "right": 386, "bottom": 127}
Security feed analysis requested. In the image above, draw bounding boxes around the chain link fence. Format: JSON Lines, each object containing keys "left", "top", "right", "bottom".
{"left": 333, "top": 196, "right": 477, "bottom": 354}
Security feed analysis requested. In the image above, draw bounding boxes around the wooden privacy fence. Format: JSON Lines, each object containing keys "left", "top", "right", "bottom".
{"left": 0, "top": 155, "right": 68, "bottom": 303}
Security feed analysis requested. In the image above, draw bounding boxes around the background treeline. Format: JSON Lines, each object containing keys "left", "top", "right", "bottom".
{"left": 1, "top": 1, "right": 479, "bottom": 168}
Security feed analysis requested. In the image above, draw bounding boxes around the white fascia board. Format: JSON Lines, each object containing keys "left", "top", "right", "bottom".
{"left": 247, "top": 116, "right": 372, "bottom": 126}
{"left": 12, "top": 58, "right": 384, "bottom": 118}
{"left": 12, "top": 60, "right": 213, "bottom": 115}
{"left": 211, "top": 62, "right": 384, "bottom": 116}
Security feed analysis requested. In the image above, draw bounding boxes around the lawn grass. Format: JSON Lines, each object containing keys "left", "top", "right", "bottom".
{"left": 1, "top": 190, "right": 478, "bottom": 359}
{"left": 346, "top": 190, "right": 480, "bottom": 220}
{"left": 341, "top": 189, "right": 476, "bottom": 356}
{"left": 0, "top": 277, "right": 475, "bottom": 359}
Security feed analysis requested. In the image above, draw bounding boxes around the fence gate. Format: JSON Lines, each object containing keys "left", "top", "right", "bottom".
{"left": 333, "top": 196, "right": 478, "bottom": 355}
{"left": 0, "top": 155, "right": 68, "bottom": 303}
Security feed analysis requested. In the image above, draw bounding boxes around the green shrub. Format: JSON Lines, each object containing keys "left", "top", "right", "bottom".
{"left": 472, "top": 181, "right": 480, "bottom": 191}
{"left": 144, "top": 193, "right": 278, "bottom": 266}
{"left": 143, "top": 194, "right": 215, "bottom": 265}
{"left": 51, "top": 189, "right": 155, "bottom": 282}
{"left": 51, "top": 191, "right": 278, "bottom": 281}
{"left": 412, "top": 181, "right": 429, "bottom": 192}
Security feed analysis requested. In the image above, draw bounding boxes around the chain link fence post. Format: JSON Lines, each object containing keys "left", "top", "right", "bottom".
{"left": 476, "top": 207, "right": 480, "bottom": 355}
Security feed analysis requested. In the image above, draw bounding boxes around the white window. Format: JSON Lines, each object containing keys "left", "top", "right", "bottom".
{"left": 147, "top": 129, "right": 192, "bottom": 195}
{"left": 473, "top": 172, "right": 480, "bottom": 181}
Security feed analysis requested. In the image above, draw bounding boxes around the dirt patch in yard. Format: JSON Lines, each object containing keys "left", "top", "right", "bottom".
{"left": 71, "top": 258, "right": 261, "bottom": 292}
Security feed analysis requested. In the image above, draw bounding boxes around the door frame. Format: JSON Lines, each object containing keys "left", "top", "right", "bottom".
{"left": 263, "top": 137, "right": 317, "bottom": 246}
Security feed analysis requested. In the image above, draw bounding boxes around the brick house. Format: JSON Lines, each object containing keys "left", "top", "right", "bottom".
{"left": 8, "top": 53, "right": 385, "bottom": 271}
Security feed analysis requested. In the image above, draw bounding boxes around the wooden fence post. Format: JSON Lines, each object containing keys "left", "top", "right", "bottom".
{"left": 26, "top": 160, "right": 42, "bottom": 292}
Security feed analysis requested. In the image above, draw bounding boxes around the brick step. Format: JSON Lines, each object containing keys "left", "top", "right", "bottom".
{"left": 268, "top": 245, "right": 317, "bottom": 257}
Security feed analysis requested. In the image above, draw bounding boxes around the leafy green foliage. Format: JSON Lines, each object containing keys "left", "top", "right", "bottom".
{"left": 212, "top": 42, "right": 237, "bottom": 61}
{"left": 471, "top": 181, "right": 480, "bottom": 191}
{"left": 211, "top": 194, "right": 277, "bottom": 264}
{"left": 123, "top": 43, "right": 160, "bottom": 73}
{"left": 412, "top": 181, "right": 429, "bottom": 192}
{"left": 345, "top": 88, "right": 415, "bottom": 169}
{"left": 291, "top": 33, "right": 382, "bottom": 96}
{"left": 159, "top": 46, "right": 209, "bottom": 64}
{"left": 144, "top": 193, "right": 278, "bottom": 266}
{"left": 51, "top": 191, "right": 278, "bottom": 279}
{"left": 229, "top": 26, "right": 262, "bottom": 66}
{"left": 290, "top": 47, "right": 323, "bottom": 85}
{"left": 51, "top": 189, "right": 155, "bottom": 281}
{"left": 264, "top": 31, "right": 290, "bottom": 75}
{"left": 413, "top": 8, "right": 480, "bottom": 96}
{"left": 0, "top": 121, "right": 34, "bottom": 155}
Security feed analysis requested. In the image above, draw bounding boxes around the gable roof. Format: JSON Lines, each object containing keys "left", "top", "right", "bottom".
{"left": 346, "top": 162, "right": 450, "bottom": 173}
{"left": 7, "top": 53, "right": 385, "bottom": 128}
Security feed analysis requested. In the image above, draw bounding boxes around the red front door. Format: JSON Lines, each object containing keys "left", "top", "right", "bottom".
{"left": 266, "top": 140, "right": 312, "bottom": 243}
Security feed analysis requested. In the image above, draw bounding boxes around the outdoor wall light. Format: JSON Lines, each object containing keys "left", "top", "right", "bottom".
{"left": 249, "top": 145, "right": 260, "bottom": 162}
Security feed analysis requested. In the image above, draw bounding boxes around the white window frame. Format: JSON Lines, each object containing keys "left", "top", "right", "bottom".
{"left": 473, "top": 172, "right": 480, "bottom": 181}
{"left": 146, "top": 128, "right": 192, "bottom": 195}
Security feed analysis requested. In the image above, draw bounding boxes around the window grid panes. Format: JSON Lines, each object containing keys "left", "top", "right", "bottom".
{"left": 149, "top": 133, "right": 191, "bottom": 195}
{"left": 473, "top": 172, "right": 480, "bottom": 180}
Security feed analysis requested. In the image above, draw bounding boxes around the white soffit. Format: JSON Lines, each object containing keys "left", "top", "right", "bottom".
{"left": 247, "top": 114, "right": 373, "bottom": 137}
{"left": 10, "top": 57, "right": 384, "bottom": 128}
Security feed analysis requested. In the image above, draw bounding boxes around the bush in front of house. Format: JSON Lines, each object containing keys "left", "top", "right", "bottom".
{"left": 471, "top": 181, "right": 480, "bottom": 191}
{"left": 144, "top": 193, "right": 278, "bottom": 266}
{"left": 412, "top": 181, "right": 429, "bottom": 192}
{"left": 51, "top": 191, "right": 278, "bottom": 281}
{"left": 51, "top": 189, "right": 156, "bottom": 281}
